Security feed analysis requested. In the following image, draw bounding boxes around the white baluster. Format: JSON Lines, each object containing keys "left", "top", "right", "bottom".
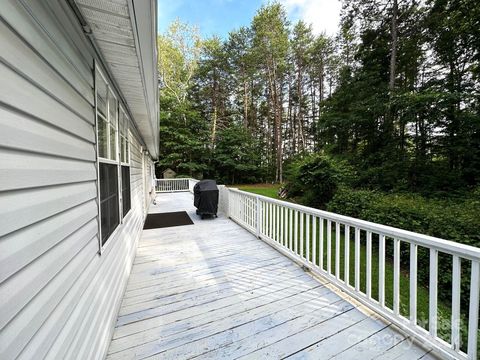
{"left": 319, "top": 218, "right": 324, "bottom": 270}
{"left": 379, "top": 234, "right": 386, "bottom": 306}
{"left": 366, "top": 231, "right": 372, "bottom": 298}
{"left": 280, "top": 206, "right": 284, "bottom": 246}
{"left": 355, "top": 228, "right": 360, "bottom": 291}
{"left": 335, "top": 222, "right": 340, "bottom": 278}
{"left": 327, "top": 220, "right": 332, "bottom": 274}
{"left": 300, "top": 212, "right": 304, "bottom": 258}
{"left": 312, "top": 216, "right": 317, "bottom": 266}
{"left": 429, "top": 248, "right": 438, "bottom": 337}
{"left": 345, "top": 225, "right": 350, "bottom": 285}
{"left": 288, "top": 208, "right": 293, "bottom": 250}
{"left": 393, "top": 238, "right": 400, "bottom": 315}
{"left": 276, "top": 204, "right": 280, "bottom": 242}
{"left": 451, "top": 255, "right": 461, "bottom": 351}
{"left": 410, "top": 243, "right": 417, "bottom": 325}
{"left": 306, "top": 214, "right": 310, "bottom": 262}
{"left": 294, "top": 210, "right": 298, "bottom": 253}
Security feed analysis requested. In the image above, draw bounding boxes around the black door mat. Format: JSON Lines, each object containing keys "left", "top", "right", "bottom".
{"left": 143, "top": 211, "right": 194, "bottom": 229}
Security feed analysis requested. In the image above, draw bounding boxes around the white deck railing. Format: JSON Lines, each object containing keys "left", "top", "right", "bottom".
{"left": 188, "top": 179, "right": 199, "bottom": 193}
{"left": 227, "top": 188, "right": 480, "bottom": 360}
{"left": 155, "top": 178, "right": 197, "bottom": 193}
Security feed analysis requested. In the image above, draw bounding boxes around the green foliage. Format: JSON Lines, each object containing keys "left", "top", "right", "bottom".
{"left": 327, "top": 187, "right": 480, "bottom": 310}
{"left": 317, "top": 0, "right": 480, "bottom": 194}
{"left": 213, "top": 124, "right": 263, "bottom": 184}
{"left": 158, "top": 94, "right": 211, "bottom": 176}
{"left": 285, "top": 154, "right": 354, "bottom": 207}
{"left": 158, "top": 20, "right": 202, "bottom": 105}
{"left": 251, "top": 2, "right": 289, "bottom": 73}
{"left": 327, "top": 188, "right": 480, "bottom": 248}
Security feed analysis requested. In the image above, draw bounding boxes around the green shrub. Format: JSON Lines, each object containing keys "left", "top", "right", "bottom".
{"left": 327, "top": 188, "right": 480, "bottom": 247}
{"left": 327, "top": 187, "right": 480, "bottom": 310}
{"left": 285, "top": 154, "right": 354, "bottom": 207}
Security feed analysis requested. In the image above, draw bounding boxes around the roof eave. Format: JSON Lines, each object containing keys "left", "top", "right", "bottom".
{"left": 127, "top": 0, "right": 159, "bottom": 159}
{"left": 73, "top": 0, "right": 159, "bottom": 159}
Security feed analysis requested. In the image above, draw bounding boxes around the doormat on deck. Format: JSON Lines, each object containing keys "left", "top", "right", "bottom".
{"left": 143, "top": 211, "right": 194, "bottom": 229}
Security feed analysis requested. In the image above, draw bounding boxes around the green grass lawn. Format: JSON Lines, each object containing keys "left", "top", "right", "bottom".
{"left": 232, "top": 183, "right": 281, "bottom": 199}
{"left": 234, "top": 183, "right": 471, "bottom": 351}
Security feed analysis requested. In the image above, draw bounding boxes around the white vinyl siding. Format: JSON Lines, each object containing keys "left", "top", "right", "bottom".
{"left": 0, "top": 1, "right": 154, "bottom": 359}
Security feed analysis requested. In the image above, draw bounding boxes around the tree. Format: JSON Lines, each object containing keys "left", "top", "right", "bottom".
{"left": 158, "top": 20, "right": 202, "bottom": 123}
{"left": 157, "top": 0, "right": 480, "bottom": 193}
{"left": 225, "top": 27, "right": 255, "bottom": 130}
{"left": 251, "top": 3, "right": 290, "bottom": 182}
{"left": 157, "top": 20, "right": 210, "bottom": 177}
{"left": 158, "top": 94, "right": 211, "bottom": 177}
{"left": 213, "top": 123, "right": 263, "bottom": 184}
{"left": 192, "top": 37, "right": 230, "bottom": 146}
{"left": 290, "top": 21, "right": 314, "bottom": 153}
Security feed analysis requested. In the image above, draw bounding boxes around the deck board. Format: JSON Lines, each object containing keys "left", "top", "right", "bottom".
{"left": 107, "top": 192, "right": 435, "bottom": 360}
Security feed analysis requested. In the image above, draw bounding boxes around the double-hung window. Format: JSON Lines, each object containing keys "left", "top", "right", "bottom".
{"left": 95, "top": 68, "right": 131, "bottom": 247}
{"left": 119, "top": 107, "right": 131, "bottom": 217}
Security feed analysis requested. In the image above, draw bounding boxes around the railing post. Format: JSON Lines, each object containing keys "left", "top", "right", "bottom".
{"left": 256, "top": 196, "right": 261, "bottom": 238}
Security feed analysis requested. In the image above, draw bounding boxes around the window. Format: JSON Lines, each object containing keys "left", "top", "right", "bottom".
{"left": 95, "top": 68, "right": 131, "bottom": 247}
{"left": 100, "top": 162, "right": 119, "bottom": 244}
{"left": 121, "top": 166, "right": 131, "bottom": 217}
{"left": 119, "top": 108, "right": 131, "bottom": 217}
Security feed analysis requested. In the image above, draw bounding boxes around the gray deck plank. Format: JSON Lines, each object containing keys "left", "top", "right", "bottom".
{"left": 108, "top": 283, "right": 325, "bottom": 356}
{"left": 107, "top": 192, "right": 435, "bottom": 360}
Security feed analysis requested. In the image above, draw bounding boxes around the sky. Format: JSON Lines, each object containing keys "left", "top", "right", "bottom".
{"left": 157, "top": 0, "right": 342, "bottom": 39}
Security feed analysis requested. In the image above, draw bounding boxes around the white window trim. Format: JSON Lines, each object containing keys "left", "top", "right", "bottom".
{"left": 119, "top": 105, "right": 131, "bottom": 167}
{"left": 95, "top": 63, "right": 131, "bottom": 254}
{"left": 120, "top": 123, "right": 133, "bottom": 220}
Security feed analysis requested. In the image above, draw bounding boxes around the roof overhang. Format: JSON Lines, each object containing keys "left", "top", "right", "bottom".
{"left": 74, "top": 0, "right": 159, "bottom": 159}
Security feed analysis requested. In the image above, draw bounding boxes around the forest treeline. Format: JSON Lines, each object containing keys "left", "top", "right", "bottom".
{"left": 158, "top": 0, "right": 479, "bottom": 196}
{"left": 157, "top": 0, "right": 479, "bottom": 344}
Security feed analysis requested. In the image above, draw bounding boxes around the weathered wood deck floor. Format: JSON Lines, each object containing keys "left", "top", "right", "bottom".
{"left": 107, "top": 192, "right": 436, "bottom": 360}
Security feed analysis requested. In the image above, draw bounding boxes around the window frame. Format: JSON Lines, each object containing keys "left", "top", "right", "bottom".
{"left": 119, "top": 105, "right": 132, "bottom": 219}
{"left": 94, "top": 64, "right": 132, "bottom": 253}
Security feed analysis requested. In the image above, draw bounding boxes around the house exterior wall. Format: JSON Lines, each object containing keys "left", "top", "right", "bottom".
{"left": 0, "top": 1, "right": 155, "bottom": 359}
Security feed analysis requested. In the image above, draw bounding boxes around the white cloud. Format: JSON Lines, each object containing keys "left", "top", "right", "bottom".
{"left": 279, "top": 0, "right": 341, "bottom": 36}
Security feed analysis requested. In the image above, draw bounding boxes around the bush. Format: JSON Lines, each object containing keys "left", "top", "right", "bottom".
{"left": 327, "top": 188, "right": 480, "bottom": 247}
{"left": 327, "top": 187, "right": 480, "bottom": 310}
{"left": 285, "top": 154, "right": 354, "bottom": 207}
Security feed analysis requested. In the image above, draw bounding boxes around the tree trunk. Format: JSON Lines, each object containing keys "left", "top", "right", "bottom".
{"left": 211, "top": 107, "right": 217, "bottom": 146}
{"left": 297, "top": 67, "right": 305, "bottom": 152}
{"left": 277, "top": 91, "right": 283, "bottom": 183}
{"left": 288, "top": 80, "right": 294, "bottom": 155}
{"left": 385, "top": 0, "right": 398, "bottom": 145}
{"left": 243, "top": 76, "right": 249, "bottom": 129}
{"left": 211, "top": 72, "right": 218, "bottom": 146}
{"left": 389, "top": 0, "right": 398, "bottom": 93}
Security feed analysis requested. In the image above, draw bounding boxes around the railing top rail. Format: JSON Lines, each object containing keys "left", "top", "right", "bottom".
{"left": 156, "top": 178, "right": 192, "bottom": 181}
{"left": 229, "top": 187, "right": 480, "bottom": 261}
